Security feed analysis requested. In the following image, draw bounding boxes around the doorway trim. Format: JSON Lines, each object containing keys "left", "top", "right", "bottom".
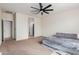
{"left": 28, "top": 17, "right": 35, "bottom": 38}
{"left": 1, "top": 20, "right": 4, "bottom": 42}
{"left": 1, "top": 20, "right": 13, "bottom": 42}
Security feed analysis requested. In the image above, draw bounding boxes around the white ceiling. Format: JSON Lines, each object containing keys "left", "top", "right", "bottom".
{"left": 0, "top": 3, "right": 79, "bottom": 17}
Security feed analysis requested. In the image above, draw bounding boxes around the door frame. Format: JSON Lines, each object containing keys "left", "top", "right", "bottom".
{"left": 1, "top": 20, "right": 4, "bottom": 42}
{"left": 1, "top": 20, "right": 13, "bottom": 42}
{"left": 28, "top": 17, "right": 35, "bottom": 37}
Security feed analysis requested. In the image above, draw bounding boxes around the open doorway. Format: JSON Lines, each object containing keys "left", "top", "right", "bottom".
{"left": 1, "top": 20, "right": 14, "bottom": 41}
{"left": 28, "top": 17, "right": 35, "bottom": 38}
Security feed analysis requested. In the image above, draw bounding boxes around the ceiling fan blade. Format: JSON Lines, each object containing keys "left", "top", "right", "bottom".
{"left": 32, "top": 10, "right": 40, "bottom": 14}
{"left": 45, "top": 9, "right": 53, "bottom": 11}
{"left": 43, "top": 4, "right": 52, "bottom": 10}
{"left": 43, "top": 11, "right": 49, "bottom": 14}
{"left": 31, "top": 7, "right": 39, "bottom": 10}
{"left": 39, "top": 3, "right": 42, "bottom": 10}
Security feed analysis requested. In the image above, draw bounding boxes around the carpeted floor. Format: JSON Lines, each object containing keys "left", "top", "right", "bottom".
{"left": 0, "top": 37, "right": 57, "bottom": 55}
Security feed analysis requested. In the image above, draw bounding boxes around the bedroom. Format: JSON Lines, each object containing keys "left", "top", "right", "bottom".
{"left": 0, "top": 3, "right": 79, "bottom": 55}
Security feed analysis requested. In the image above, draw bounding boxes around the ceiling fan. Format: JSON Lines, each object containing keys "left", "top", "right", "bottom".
{"left": 31, "top": 3, "right": 54, "bottom": 15}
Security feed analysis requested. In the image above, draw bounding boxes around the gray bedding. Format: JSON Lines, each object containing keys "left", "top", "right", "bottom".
{"left": 42, "top": 33, "right": 79, "bottom": 55}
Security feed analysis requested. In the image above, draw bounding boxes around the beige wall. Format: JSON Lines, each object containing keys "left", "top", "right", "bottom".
{"left": 16, "top": 13, "right": 29, "bottom": 41}
{"left": 2, "top": 12, "right": 13, "bottom": 21}
{"left": 42, "top": 8, "right": 79, "bottom": 37}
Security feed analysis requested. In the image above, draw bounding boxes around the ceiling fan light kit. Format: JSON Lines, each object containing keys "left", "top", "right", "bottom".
{"left": 31, "top": 3, "right": 54, "bottom": 15}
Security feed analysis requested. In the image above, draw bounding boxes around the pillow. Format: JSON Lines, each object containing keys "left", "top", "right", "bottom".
{"left": 55, "top": 33, "right": 77, "bottom": 39}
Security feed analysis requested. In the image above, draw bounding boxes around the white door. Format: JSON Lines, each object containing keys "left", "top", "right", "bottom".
{"left": 4, "top": 21, "right": 11, "bottom": 40}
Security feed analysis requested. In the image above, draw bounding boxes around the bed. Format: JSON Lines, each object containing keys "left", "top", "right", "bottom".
{"left": 42, "top": 33, "right": 79, "bottom": 55}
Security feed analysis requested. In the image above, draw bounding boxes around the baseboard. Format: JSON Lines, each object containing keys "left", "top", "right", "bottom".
{"left": 34, "top": 36, "right": 43, "bottom": 38}
{"left": 16, "top": 38, "right": 28, "bottom": 41}
{"left": 16, "top": 36, "right": 43, "bottom": 41}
